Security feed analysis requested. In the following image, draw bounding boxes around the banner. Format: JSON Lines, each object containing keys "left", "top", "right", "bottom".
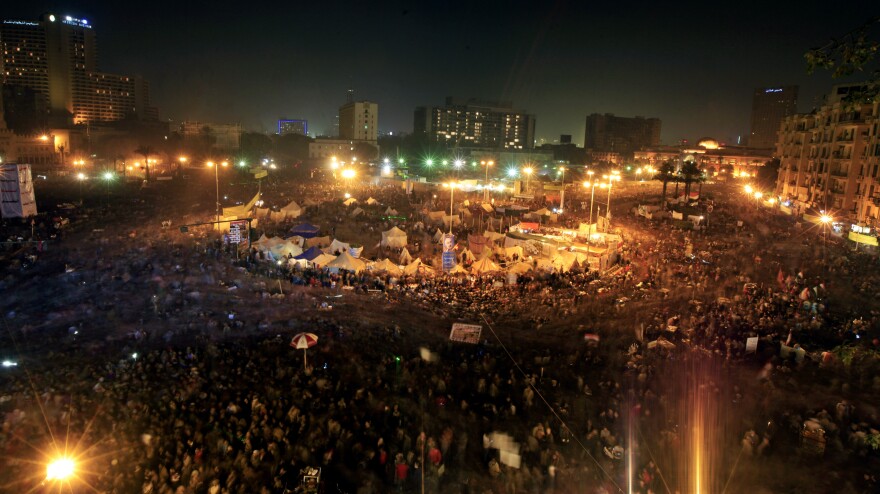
{"left": 745, "top": 336, "right": 759, "bottom": 353}
{"left": 0, "top": 164, "right": 37, "bottom": 218}
{"left": 228, "top": 220, "right": 248, "bottom": 244}
{"left": 449, "top": 323, "right": 481, "bottom": 344}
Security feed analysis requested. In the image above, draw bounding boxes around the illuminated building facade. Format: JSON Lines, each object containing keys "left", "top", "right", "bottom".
{"left": 414, "top": 98, "right": 536, "bottom": 150}
{"left": 749, "top": 85, "right": 798, "bottom": 149}
{"left": 584, "top": 113, "right": 660, "bottom": 158}
{"left": 775, "top": 84, "right": 880, "bottom": 227}
{"left": 339, "top": 101, "right": 377, "bottom": 141}
{"left": 0, "top": 13, "right": 157, "bottom": 126}
{"left": 278, "top": 119, "right": 308, "bottom": 136}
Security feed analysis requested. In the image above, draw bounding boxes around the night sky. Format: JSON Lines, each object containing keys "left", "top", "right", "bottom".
{"left": 6, "top": 1, "right": 877, "bottom": 145}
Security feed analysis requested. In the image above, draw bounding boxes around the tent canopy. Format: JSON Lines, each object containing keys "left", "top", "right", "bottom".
{"left": 279, "top": 200, "right": 303, "bottom": 219}
{"left": 366, "top": 197, "right": 379, "bottom": 205}
{"left": 343, "top": 197, "right": 358, "bottom": 206}
{"left": 295, "top": 246, "right": 324, "bottom": 261}
{"left": 372, "top": 258, "right": 403, "bottom": 276}
{"left": 290, "top": 223, "right": 320, "bottom": 238}
{"left": 381, "top": 226, "right": 408, "bottom": 248}
{"left": 471, "top": 257, "right": 501, "bottom": 274}
{"left": 304, "top": 235, "right": 330, "bottom": 248}
{"left": 312, "top": 253, "right": 337, "bottom": 267}
{"left": 325, "top": 239, "right": 351, "bottom": 255}
{"left": 399, "top": 247, "right": 413, "bottom": 265}
{"left": 326, "top": 251, "right": 366, "bottom": 273}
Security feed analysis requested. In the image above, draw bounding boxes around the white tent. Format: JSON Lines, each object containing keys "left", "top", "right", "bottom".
{"left": 312, "top": 253, "right": 337, "bottom": 268}
{"left": 471, "top": 257, "right": 501, "bottom": 274}
{"left": 535, "top": 258, "right": 555, "bottom": 271}
{"left": 399, "top": 247, "right": 413, "bottom": 265}
{"left": 366, "top": 197, "right": 379, "bottom": 206}
{"left": 303, "top": 198, "right": 320, "bottom": 206}
{"left": 255, "top": 207, "right": 270, "bottom": 219}
{"left": 280, "top": 201, "right": 303, "bottom": 219}
{"left": 427, "top": 211, "right": 446, "bottom": 223}
{"left": 270, "top": 240, "right": 303, "bottom": 259}
{"left": 433, "top": 228, "right": 445, "bottom": 243}
{"left": 507, "top": 262, "right": 534, "bottom": 274}
{"left": 443, "top": 215, "right": 461, "bottom": 227}
{"left": 384, "top": 206, "right": 399, "bottom": 215}
{"left": 350, "top": 207, "right": 364, "bottom": 217}
{"left": 503, "top": 245, "right": 524, "bottom": 260}
{"left": 460, "top": 248, "right": 476, "bottom": 262}
{"left": 381, "top": 226, "right": 408, "bottom": 248}
{"left": 343, "top": 197, "right": 358, "bottom": 207}
{"left": 448, "top": 264, "right": 469, "bottom": 275}
{"left": 326, "top": 251, "right": 366, "bottom": 273}
{"left": 325, "top": 239, "right": 351, "bottom": 255}
{"left": 404, "top": 258, "right": 431, "bottom": 275}
{"left": 349, "top": 246, "right": 364, "bottom": 258}
{"left": 305, "top": 236, "right": 331, "bottom": 248}
{"left": 372, "top": 258, "right": 402, "bottom": 276}
{"left": 459, "top": 207, "right": 472, "bottom": 217}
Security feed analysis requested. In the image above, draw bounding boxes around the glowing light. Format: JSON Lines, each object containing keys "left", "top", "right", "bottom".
{"left": 425, "top": 159, "right": 434, "bottom": 167}
{"left": 344, "top": 193, "right": 351, "bottom": 198}
{"left": 238, "top": 161, "right": 246, "bottom": 167}
{"left": 453, "top": 159, "right": 463, "bottom": 169}
{"left": 206, "top": 161, "right": 214, "bottom": 168}
{"left": 1, "top": 360, "right": 17, "bottom": 367}
{"left": 39, "top": 134, "right": 50, "bottom": 142}
{"left": 178, "top": 156, "right": 187, "bottom": 163}
{"left": 341, "top": 168, "right": 356, "bottom": 179}
{"left": 754, "top": 192, "right": 763, "bottom": 200}
{"left": 507, "top": 168, "right": 518, "bottom": 178}
{"left": 820, "top": 214, "right": 832, "bottom": 224}
{"left": 383, "top": 158, "right": 390, "bottom": 164}
{"left": 382, "top": 165, "right": 391, "bottom": 174}
{"left": 102, "top": 172, "right": 113, "bottom": 181}
{"left": 744, "top": 184, "right": 753, "bottom": 194}
{"left": 522, "top": 167, "right": 533, "bottom": 176}
{"left": 46, "top": 458, "right": 75, "bottom": 481}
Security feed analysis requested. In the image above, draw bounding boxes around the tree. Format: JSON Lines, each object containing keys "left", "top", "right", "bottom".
{"left": 680, "top": 161, "right": 703, "bottom": 199}
{"left": 240, "top": 132, "right": 272, "bottom": 161}
{"left": 805, "top": 17, "right": 879, "bottom": 104}
{"left": 353, "top": 142, "right": 379, "bottom": 161}
{"left": 653, "top": 160, "right": 677, "bottom": 206}
{"left": 135, "top": 145, "right": 155, "bottom": 181}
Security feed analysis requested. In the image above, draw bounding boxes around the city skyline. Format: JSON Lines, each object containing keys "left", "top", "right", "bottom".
{"left": 3, "top": 1, "right": 875, "bottom": 144}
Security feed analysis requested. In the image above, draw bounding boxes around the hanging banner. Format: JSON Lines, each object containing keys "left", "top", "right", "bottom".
{"left": 0, "top": 164, "right": 37, "bottom": 218}
{"left": 449, "top": 323, "right": 482, "bottom": 344}
{"left": 745, "top": 336, "right": 759, "bottom": 353}
{"left": 228, "top": 220, "right": 248, "bottom": 244}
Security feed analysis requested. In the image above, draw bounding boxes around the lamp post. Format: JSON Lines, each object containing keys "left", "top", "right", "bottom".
{"left": 820, "top": 214, "right": 832, "bottom": 267}
{"left": 583, "top": 180, "right": 597, "bottom": 236}
{"left": 207, "top": 160, "right": 228, "bottom": 225}
{"left": 481, "top": 160, "right": 494, "bottom": 202}
{"left": 603, "top": 173, "right": 620, "bottom": 232}
{"left": 76, "top": 172, "right": 86, "bottom": 204}
{"left": 102, "top": 171, "right": 114, "bottom": 204}
{"left": 523, "top": 166, "right": 533, "bottom": 194}
{"left": 444, "top": 182, "right": 457, "bottom": 234}
{"left": 559, "top": 166, "right": 566, "bottom": 213}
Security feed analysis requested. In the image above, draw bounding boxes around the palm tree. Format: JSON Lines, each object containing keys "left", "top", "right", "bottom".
{"left": 135, "top": 145, "right": 155, "bottom": 181}
{"left": 654, "top": 160, "right": 677, "bottom": 206}
{"left": 680, "top": 161, "right": 703, "bottom": 199}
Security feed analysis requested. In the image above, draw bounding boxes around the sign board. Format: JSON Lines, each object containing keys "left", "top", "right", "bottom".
{"left": 442, "top": 252, "right": 456, "bottom": 271}
{"left": 252, "top": 170, "right": 268, "bottom": 179}
{"left": 745, "top": 336, "right": 759, "bottom": 353}
{"left": 449, "top": 323, "right": 482, "bottom": 344}
{"left": 228, "top": 220, "right": 248, "bottom": 244}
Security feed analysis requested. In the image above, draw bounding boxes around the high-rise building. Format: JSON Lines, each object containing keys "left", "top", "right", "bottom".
{"left": 414, "top": 98, "right": 536, "bottom": 150}
{"left": 749, "top": 86, "right": 798, "bottom": 149}
{"left": 584, "top": 113, "right": 661, "bottom": 158}
{"left": 0, "top": 13, "right": 157, "bottom": 126}
{"left": 278, "top": 119, "right": 308, "bottom": 136}
{"left": 339, "top": 101, "right": 377, "bottom": 141}
{"left": 775, "top": 84, "right": 880, "bottom": 229}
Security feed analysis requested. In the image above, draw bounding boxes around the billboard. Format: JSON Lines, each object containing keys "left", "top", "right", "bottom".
{"left": 0, "top": 164, "right": 37, "bottom": 218}
{"left": 449, "top": 323, "right": 482, "bottom": 344}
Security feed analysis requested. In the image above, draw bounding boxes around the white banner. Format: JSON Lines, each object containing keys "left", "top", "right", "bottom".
{"left": 0, "top": 164, "right": 37, "bottom": 218}
{"left": 449, "top": 323, "right": 481, "bottom": 344}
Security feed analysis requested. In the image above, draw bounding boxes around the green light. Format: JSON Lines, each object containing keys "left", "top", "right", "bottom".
{"left": 441, "top": 160, "right": 448, "bottom": 166}
{"left": 425, "top": 159, "right": 434, "bottom": 167}
{"left": 395, "top": 356, "right": 401, "bottom": 362}
{"left": 398, "top": 158, "right": 404, "bottom": 164}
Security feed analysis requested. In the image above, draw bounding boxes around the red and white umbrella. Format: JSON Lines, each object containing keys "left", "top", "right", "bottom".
{"left": 291, "top": 333, "right": 319, "bottom": 371}
{"left": 290, "top": 333, "right": 319, "bottom": 349}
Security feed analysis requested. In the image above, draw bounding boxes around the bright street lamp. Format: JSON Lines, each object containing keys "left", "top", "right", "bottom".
{"left": 558, "top": 166, "right": 566, "bottom": 213}
{"left": 46, "top": 457, "right": 75, "bottom": 481}
{"left": 523, "top": 166, "right": 533, "bottom": 193}
{"left": 341, "top": 168, "right": 356, "bottom": 180}
{"left": 482, "top": 160, "right": 494, "bottom": 201}
{"left": 207, "top": 160, "right": 228, "bottom": 225}
{"left": 442, "top": 182, "right": 458, "bottom": 233}
{"left": 583, "top": 180, "right": 598, "bottom": 235}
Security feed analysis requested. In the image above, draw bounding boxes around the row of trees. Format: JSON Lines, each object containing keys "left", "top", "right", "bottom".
{"left": 653, "top": 160, "right": 706, "bottom": 204}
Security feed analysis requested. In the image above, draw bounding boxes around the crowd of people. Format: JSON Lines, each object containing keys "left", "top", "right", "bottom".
{"left": 1, "top": 173, "right": 878, "bottom": 493}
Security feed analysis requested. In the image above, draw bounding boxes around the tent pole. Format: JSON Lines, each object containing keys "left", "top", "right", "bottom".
{"left": 304, "top": 348, "right": 307, "bottom": 371}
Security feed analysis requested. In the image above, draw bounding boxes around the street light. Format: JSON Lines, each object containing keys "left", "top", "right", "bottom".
{"left": 46, "top": 457, "right": 75, "bottom": 481}
{"left": 481, "top": 160, "right": 494, "bottom": 201}
{"left": 442, "top": 182, "right": 458, "bottom": 233}
{"left": 583, "top": 180, "right": 598, "bottom": 236}
{"left": 207, "top": 160, "right": 228, "bottom": 225}
{"left": 820, "top": 214, "right": 832, "bottom": 265}
{"left": 76, "top": 172, "right": 86, "bottom": 204}
{"left": 341, "top": 168, "right": 356, "bottom": 180}
{"left": 558, "top": 166, "right": 566, "bottom": 213}
{"left": 603, "top": 174, "right": 620, "bottom": 232}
